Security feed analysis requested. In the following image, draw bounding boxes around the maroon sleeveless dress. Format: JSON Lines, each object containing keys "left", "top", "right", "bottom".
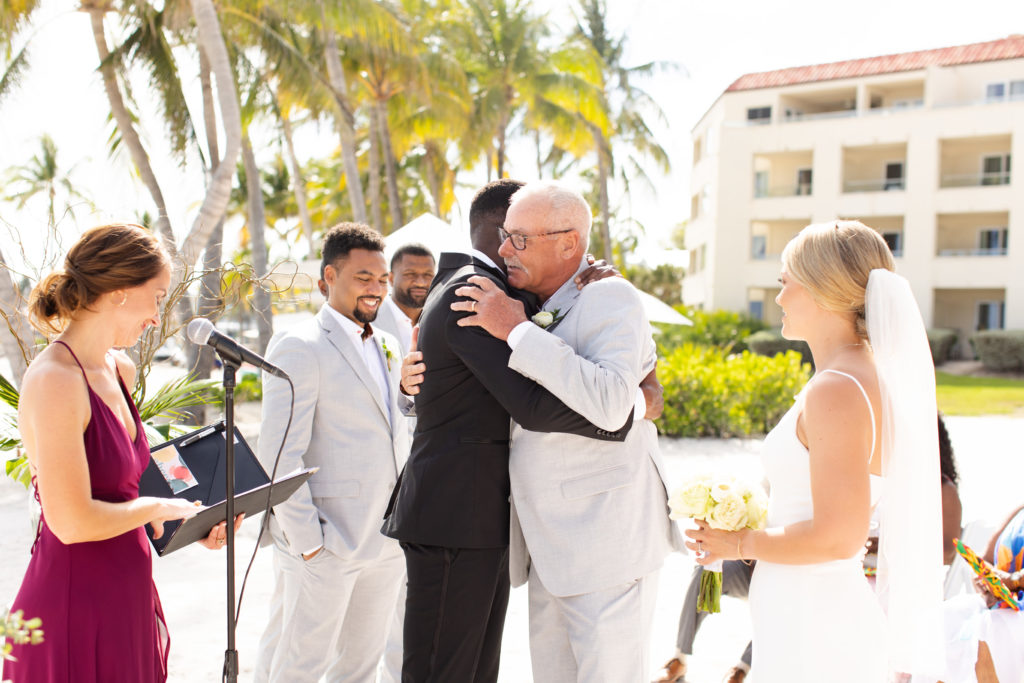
{"left": 3, "top": 342, "right": 168, "bottom": 682}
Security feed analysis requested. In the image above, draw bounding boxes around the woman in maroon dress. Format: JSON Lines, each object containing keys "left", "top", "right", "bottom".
{"left": 4, "top": 224, "right": 235, "bottom": 683}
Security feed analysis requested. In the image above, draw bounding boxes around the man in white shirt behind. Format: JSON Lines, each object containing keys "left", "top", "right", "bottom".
{"left": 375, "top": 243, "right": 436, "bottom": 356}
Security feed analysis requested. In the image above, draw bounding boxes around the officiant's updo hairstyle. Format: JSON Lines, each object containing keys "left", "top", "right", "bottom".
{"left": 781, "top": 220, "right": 895, "bottom": 339}
{"left": 29, "top": 223, "right": 170, "bottom": 335}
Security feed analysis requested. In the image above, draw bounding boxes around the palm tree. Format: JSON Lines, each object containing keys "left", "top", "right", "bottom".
{"left": 4, "top": 134, "right": 92, "bottom": 228}
{"left": 571, "top": 0, "right": 674, "bottom": 262}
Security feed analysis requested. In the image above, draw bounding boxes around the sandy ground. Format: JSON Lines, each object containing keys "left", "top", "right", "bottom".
{"left": 1, "top": 415, "right": 1021, "bottom": 683}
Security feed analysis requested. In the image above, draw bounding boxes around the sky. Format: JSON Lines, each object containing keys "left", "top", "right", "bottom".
{"left": 2, "top": 0, "right": 1023, "bottom": 271}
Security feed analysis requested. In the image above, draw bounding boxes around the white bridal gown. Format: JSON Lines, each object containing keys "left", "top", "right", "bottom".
{"left": 748, "top": 369, "right": 887, "bottom": 682}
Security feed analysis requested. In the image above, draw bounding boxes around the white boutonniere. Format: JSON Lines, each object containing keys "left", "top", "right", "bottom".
{"left": 380, "top": 338, "right": 394, "bottom": 371}
{"left": 531, "top": 308, "right": 564, "bottom": 329}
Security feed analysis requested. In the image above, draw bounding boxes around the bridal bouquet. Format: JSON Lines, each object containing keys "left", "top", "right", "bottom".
{"left": 669, "top": 474, "right": 768, "bottom": 613}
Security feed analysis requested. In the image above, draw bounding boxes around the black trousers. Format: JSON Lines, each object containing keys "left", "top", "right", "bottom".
{"left": 400, "top": 543, "right": 510, "bottom": 683}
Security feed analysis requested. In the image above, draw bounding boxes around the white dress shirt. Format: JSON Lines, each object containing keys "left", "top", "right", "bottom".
{"left": 380, "top": 295, "right": 414, "bottom": 355}
{"left": 324, "top": 304, "right": 392, "bottom": 423}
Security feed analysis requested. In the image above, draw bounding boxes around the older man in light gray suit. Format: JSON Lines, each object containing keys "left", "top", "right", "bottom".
{"left": 453, "top": 181, "right": 684, "bottom": 683}
{"left": 254, "top": 223, "right": 408, "bottom": 682}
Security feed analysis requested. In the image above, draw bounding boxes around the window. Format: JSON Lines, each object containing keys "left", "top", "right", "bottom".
{"left": 751, "top": 235, "right": 767, "bottom": 260}
{"left": 796, "top": 168, "right": 813, "bottom": 195}
{"left": 884, "top": 162, "right": 905, "bottom": 190}
{"left": 977, "top": 301, "right": 1005, "bottom": 331}
{"left": 748, "top": 300, "right": 764, "bottom": 320}
{"left": 881, "top": 231, "right": 903, "bottom": 257}
{"left": 986, "top": 83, "right": 1006, "bottom": 101}
{"left": 978, "top": 227, "right": 1008, "bottom": 255}
{"left": 982, "top": 155, "right": 1011, "bottom": 185}
{"left": 747, "top": 106, "right": 771, "bottom": 124}
{"left": 754, "top": 171, "right": 769, "bottom": 198}
{"left": 1011, "top": 80, "right": 1024, "bottom": 100}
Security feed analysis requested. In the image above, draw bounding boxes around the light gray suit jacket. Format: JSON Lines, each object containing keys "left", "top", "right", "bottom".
{"left": 507, "top": 262, "right": 685, "bottom": 597}
{"left": 257, "top": 305, "right": 409, "bottom": 562}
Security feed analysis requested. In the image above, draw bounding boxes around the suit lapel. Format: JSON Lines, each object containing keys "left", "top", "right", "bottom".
{"left": 318, "top": 307, "right": 391, "bottom": 425}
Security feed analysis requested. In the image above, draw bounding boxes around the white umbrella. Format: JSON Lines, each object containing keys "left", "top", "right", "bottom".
{"left": 384, "top": 213, "right": 470, "bottom": 264}
{"left": 638, "top": 290, "right": 692, "bottom": 326}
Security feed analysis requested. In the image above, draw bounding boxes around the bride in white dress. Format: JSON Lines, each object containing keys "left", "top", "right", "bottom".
{"left": 685, "top": 221, "right": 946, "bottom": 682}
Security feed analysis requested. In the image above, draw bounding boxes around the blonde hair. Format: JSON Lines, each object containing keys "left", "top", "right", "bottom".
{"left": 781, "top": 220, "right": 895, "bottom": 339}
{"left": 29, "top": 223, "right": 170, "bottom": 336}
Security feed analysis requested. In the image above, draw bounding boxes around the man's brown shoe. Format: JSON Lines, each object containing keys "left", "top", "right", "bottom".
{"left": 653, "top": 657, "right": 686, "bottom": 683}
{"left": 723, "top": 666, "right": 747, "bottom": 683}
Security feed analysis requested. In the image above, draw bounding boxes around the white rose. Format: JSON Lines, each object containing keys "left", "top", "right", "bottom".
{"left": 531, "top": 311, "right": 554, "bottom": 327}
{"left": 707, "top": 491, "right": 749, "bottom": 530}
{"left": 744, "top": 486, "right": 769, "bottom": 530}
{"left": 669, "top": 478, "right": 712, "bottom": 520}
{"left": 709, "top": 477, "right": 738, "bottom": 503}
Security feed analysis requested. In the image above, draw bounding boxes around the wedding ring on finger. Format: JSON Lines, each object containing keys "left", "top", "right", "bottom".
{"left": 471, "top": 301, "right": 477, "bottom": 312}
{"left": 695, "top": 540, "right": 708, "bottom": 561}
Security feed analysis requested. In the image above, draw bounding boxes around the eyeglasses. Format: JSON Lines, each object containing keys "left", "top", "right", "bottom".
{"left": 498, "top": 227, "right": 575, "bottom": 251}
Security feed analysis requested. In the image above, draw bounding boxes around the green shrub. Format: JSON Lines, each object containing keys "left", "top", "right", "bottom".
{"left": 927, "top": 329, "right": 958, "bottom": 365}
{"left": 654, "top": 307, "right": 767, "bottom": 356}
{"left": 208, "top": 371, "right": 264, "bottom": 405}
{"left": 971, "top": 330, "right": 1024, "bottom": 371}
{"left": 656, "top": 344, "right": 811, "bottom": 437}
{"left": 745, "top": 329, "right": 812, "bottom": 366}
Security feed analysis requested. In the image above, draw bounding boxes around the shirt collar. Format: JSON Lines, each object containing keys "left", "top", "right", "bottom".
{"left": 324, "top": 303, "right": 371, "bottom": 340}
{"left": 382, "top": 295, "right": 412, "bottom": 325}
{"left": 470, "top": 248, "right": 501, "bottom": 272}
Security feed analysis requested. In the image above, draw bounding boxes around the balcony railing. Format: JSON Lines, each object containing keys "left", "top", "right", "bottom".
{"left": 937, "top": 247, "right": 1008, "bottom": 256}
{"left": 940, "top": 172, "right": 1011, "bottom": 188}
{"left": 754, "top": 184, "right": 813, "bottom": 198}
{"left": 782, "top": 109, "right": 857, "bottom": 123}
{"left": 842, "top": 178, "right": 905, "bottom": 193}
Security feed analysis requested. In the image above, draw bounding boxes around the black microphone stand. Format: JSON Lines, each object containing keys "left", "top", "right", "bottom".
{"left": 220, "top": 357, "right": 240, "bottom": 683}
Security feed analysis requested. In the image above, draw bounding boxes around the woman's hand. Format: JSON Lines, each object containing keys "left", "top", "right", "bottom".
{"left": 198, "top": 513, "right": 245, "bottom": 550}
{"left": 684, "top": 519, "right": 749, "bottom": 565}
{"left": 147, "top": 497, "right": 202, "bottom": 539}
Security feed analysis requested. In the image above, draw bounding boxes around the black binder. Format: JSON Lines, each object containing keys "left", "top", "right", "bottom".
{"left": 139, "top": 420, "right": 315, "bottom": 556}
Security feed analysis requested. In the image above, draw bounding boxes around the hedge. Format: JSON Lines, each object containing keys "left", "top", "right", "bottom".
{"left": 971, "top": 330, "right": 1024, "bottom": 371}
{"left": 656, "top": 344, "right": 811, "bottom": 438}
{"left": 927, "top": 329, "right": 958, "bottom": 365}
{"left": 745, "top": 329, "right": 813, "bottom": 366}
{"left": 654, "top": 307, "right": 767, "bottom": 356}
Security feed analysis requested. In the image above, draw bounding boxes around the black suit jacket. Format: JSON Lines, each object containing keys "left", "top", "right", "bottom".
{"left": 382, "top": 253, "right": 633, "bottom": 548}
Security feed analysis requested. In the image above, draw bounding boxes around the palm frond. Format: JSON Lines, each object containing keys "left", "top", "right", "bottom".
{"left": 0, "top": 372, "right": 19, "bottom": 410}
{"left": 136, "top": 374, "right": 220, "bottom": 424}
{"left": 0, "top": 41, "right": 31, "bottom": 109}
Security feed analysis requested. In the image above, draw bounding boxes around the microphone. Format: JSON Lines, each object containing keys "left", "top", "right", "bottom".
{"left": 186, "top": 318, "right": 289, "bottom": 379}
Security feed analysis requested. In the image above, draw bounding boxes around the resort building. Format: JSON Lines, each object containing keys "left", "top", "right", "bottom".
{"left": 685, "top": 36, "right": 1024, "bottom": 356}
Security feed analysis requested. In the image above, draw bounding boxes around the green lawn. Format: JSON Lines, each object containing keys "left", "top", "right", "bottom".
{"left": 936, "top": 371, "right": 1024, "bottom": 416}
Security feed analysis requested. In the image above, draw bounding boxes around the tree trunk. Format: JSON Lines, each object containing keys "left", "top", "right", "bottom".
{"left": 534, "top": 128, "right": 543, "bottom": 179}
{"left": 280, "top": 111, "right": 316, "bottom": 255}
{"left": 186, "top": 46, "right": 222, "bottom": 425}
{"left": 86, "top": 5, "right": 176, "bottom": 260}
{"left": 377, "top": 100, "right": 403, "bottom": 232}
{"left": 0, "top": 250, "right": 32, "bottom": 385}
{"left": 367, "top": 104, "right": 384, "bottom": 232}
{"left": 320, "top": 4, "right": 367, "bottom": 224}
{"left": 242, "top": 133, "right": 273, "bottom": 355}
{"left": 179, "top": 0, "right": 243, "bottom": 269}
{"left": 496, "top": 118, "right": 507, "bottom": 179}
{"left": 597, "top": 141, "right": 612, "bottom": 263}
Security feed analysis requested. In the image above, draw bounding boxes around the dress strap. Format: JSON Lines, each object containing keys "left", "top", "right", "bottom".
{"left": 819, "top": 369, "right": 876, "bottom": 461}
{"left": 52, "top": 340, "right": 89, "bottom": 385}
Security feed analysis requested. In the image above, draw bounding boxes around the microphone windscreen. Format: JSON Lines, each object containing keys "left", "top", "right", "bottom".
{"left": 186, "top": 317, "right": 215, "bottom": 345}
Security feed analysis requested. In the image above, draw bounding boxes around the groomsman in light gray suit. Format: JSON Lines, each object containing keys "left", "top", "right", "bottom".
{"left": 453, "top": 181, "right": 684, "bottom": 683}
{"left": 254, "top": 223, "right": 408, "bottom": 682}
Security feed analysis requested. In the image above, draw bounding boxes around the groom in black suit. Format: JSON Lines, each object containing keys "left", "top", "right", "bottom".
{"left": 382, "top": 180, "right": 653, "bottom": 682}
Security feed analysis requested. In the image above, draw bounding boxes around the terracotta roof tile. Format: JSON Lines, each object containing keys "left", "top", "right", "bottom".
{"left": 727, "top": 35, "right": 1024, "bottom": 92}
